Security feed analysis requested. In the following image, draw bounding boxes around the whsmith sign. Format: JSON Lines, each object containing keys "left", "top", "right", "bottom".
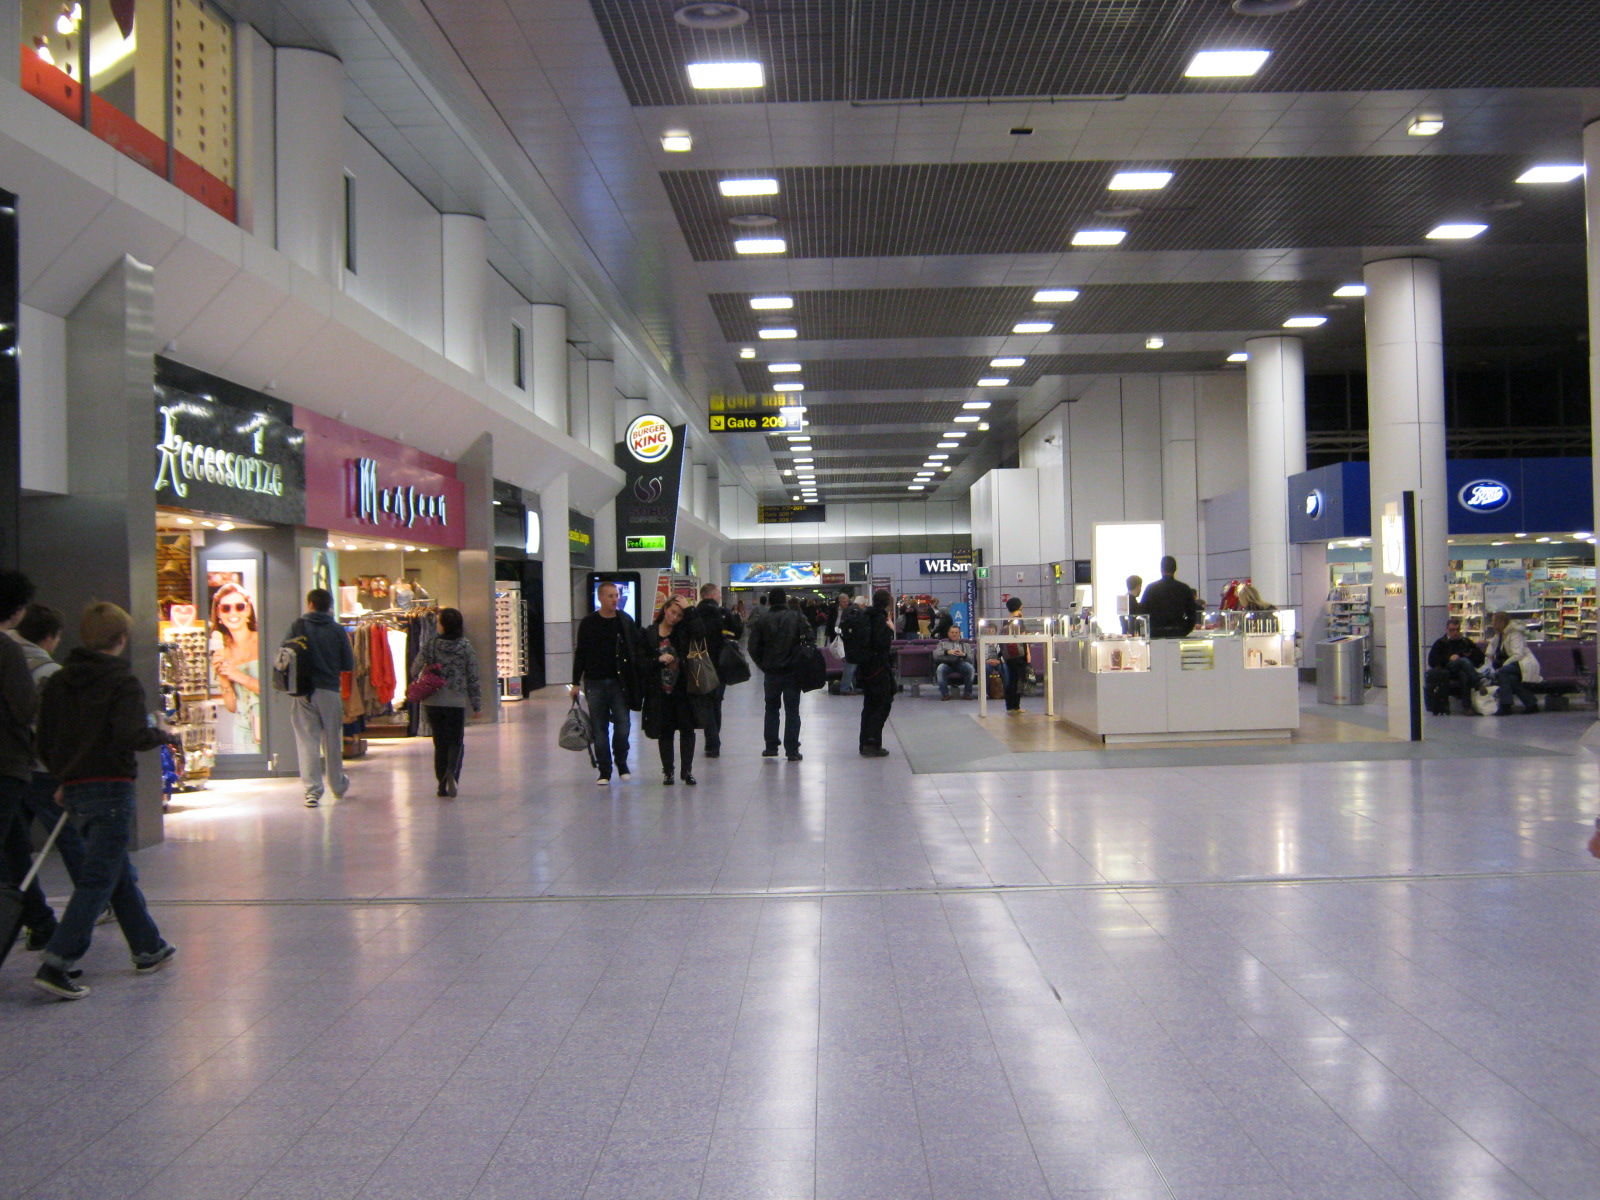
{"left": 919, "top": 556, "right": 973, "bottom": 575}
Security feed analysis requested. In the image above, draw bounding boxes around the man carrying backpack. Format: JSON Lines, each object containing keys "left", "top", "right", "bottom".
{"left": 286, "top": 589, "right": 354, "bottom": 808}
{"left": 857, "top": 590, "right": 896, "bottom": 757}
{"left": 747, "top": 588, "right": 808, "bottom": 761}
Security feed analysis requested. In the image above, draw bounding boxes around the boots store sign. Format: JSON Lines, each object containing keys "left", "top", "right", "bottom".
{"left": 151, "top": 359, "right": 307, "bottom": 525}
{"left": 296, "top": 407, "right": 466, "bottom": 550}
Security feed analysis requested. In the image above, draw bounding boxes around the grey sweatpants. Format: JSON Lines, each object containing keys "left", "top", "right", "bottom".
{"left": 292, "top": 688, "right": 349, "bottom": 798}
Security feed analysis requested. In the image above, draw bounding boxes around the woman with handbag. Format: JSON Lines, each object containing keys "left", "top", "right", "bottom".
{"left": 637, "top": 595, "right": 707, "bottom": 785}
{"left": 409, "top": 607, "right": 482, "bottom": 797}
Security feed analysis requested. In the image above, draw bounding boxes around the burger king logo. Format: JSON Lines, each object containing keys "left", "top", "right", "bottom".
{"left": 626, "top": 414, "right": 673, "bottom": 464}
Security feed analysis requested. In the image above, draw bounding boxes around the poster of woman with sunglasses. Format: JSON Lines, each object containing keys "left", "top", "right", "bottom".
{"left": 206, "top": 563, "right": 262, "bottom": 755}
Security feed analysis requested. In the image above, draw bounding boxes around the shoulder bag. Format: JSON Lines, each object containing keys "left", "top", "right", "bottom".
{"left": 405, "top": 640, "right": 447, "bottom": 705}
{"left": 685, "top": 638, "right": 721, "bottom": 695}
{"left": 788, "top": 624, "right": 828, "bottom": 693}
{"left": 559, "top": 695, "right": 595, "bottom": 752}
{"left": 716, "top": 635, "right": 752, "bottom": 686}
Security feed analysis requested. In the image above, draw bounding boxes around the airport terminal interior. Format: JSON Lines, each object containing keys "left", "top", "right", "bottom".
{"left": 1, "top": 1, "right": 1600, "bottom": 1197}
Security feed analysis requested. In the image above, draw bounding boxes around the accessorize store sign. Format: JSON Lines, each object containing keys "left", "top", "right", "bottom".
{"left": 614, "top": 414, "right": 686, "bottom": 570}
{"left": 296, "top": 407, "right": 466, "bottom": 550}
{"left": 152, "top": 359, "right": 306, "bottom": 525}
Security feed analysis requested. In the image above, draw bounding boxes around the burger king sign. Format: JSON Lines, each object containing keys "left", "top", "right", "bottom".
{"left": 626, "top": 414, "right": 674, "bottom": 464}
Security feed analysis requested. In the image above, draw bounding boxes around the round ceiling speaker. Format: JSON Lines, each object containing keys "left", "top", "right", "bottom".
{"left": 1095, "top": 205, "right": 1143, "bottom": 219}
{"left": 729, "top": 213, "right": 778, "bottom": 227}
{"left": 1231, "top": 0, "right": 1308, "bottom": 12}
{"left": 1480, "top": 198, "right": 1523, "bottom": 213}
{"left": 674, "top": 3, "right": 750, "bottom": 29}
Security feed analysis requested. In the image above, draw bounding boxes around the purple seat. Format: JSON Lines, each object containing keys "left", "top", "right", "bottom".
{"left": 892, "top": 641, "right": 938, "bottom": 695}
{"left": 819, "top": 646, "right": 845, "bottom": 680}
{"left": 1530, "top": 641, "right": 1583, "bottom": 688}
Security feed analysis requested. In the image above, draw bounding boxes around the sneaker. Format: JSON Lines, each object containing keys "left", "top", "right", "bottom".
{"left": 332, "top": 785, "right": 351, "bottom": 801}
{"left": 133, "top": 943, "right": 177, "bottom": 974}
{"left": 761, "top": 747, "right": 779, "bottom": 758}
{"left": 618, "top": 769, "right": 631, "bottom": 781}
{"left": 596, "top": 776, "right": 611, "bottom": 787}
{"left": 95, "top": 907, "right": 115, "bottom": 926}
{"left": 304, "top": 792, "right": 321, "bottom": 808}
{"left": 859, "top": 746, "right": 890, "bottom": 757}
{"left": 786, "top": 753, "right": 803, "bottom": 762}
{"left": 32, "top": 964, "right": 89, "bottom": 1000}
{"left": 23, "top": 926, "right": 55, "bottom": 953}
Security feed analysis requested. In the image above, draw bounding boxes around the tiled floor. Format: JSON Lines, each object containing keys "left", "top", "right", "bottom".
{"left": 3, "top": 681, "right": 1600, "bottom": 1199}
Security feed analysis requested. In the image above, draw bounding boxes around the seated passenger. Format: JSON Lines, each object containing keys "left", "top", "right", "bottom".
{"left": 933, "top": 625, "right": 976, "bottom": 700}
{"left": 1425, "top": 616, "right": 1485, "bottom": 715}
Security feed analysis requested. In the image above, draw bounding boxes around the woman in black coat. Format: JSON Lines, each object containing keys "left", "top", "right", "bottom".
{"left": 637, "top": 594, "right": 706, "bottom": 785}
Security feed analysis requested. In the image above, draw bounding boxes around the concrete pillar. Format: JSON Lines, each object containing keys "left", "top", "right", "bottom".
{"left": 1244, "top": 337, "right": 1307, "bottom": 608}
{"left": 594, "top": 498, "right": 618, "bottom": 572}
{"left": 691, "top": 463, "right": 710, "bottom": 521}
{"left": 456, "top": 432, "right": 499, "bottom": 722}
{"left": 235, "top": 25, "right": 276, "bottom": 242}
{"left": 530, "top": 303, "right": 567, "bottom": 431}
{"left": 586, "top": 360, "right": 615, "bottom": 459}
{"left": 274, "top": 49, "right": 343, "bottom": 284}
{"left": 1581, "top": 122, "right": 1600, "bottom": 746}
{"left": 441, "top": 214, "right": 488, "bottom": 377}
{"left": 1159, "top": 376, "right": 1203, "bottom": 596}
{"left": 1364, "top": 257, "right": 1449, "bottom": 694}
{"left": 20, "top": 257, "right": 162, "bottom": 845}
{"left": 542, "top": 472, "right": 573, "bottom": 686}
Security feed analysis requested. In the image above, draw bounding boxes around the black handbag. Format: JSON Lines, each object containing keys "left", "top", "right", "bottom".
{"left": 717, "top": 636, "right": 752, "bottom": 686}
{"left": 789, "top": 636, "right": 827, "bottom": 693}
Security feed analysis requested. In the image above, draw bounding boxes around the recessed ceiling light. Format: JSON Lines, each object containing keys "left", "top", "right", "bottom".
{"left": 1517, "top": 165, "right": 1585, "bottom": 184}
{"left": 687, "top": 61, "right": 764, "bottom": 89}
{"left": 773, "top": 381, "right": 804, "bottom": 391}
{"left": 976, "top": 377, "right": 1009, "bottom": 387}
{"left": 937, "top": 442, "right": 959, "bottom": 449}
{"left": 929, "top": 454, "right": 949, "bottom": 461}
{"left": 346, "top": 543, "right": 357, "bottom": 550}
{"left": 976, "top": 423, "right": 989, "bottom": 432}
{"left": 962, "top": 400, "right": 992, "bottom": 410}
{"left": 739, "top": 347, "right": 756, "bottom": 359}
{"left": 217, "top": 522, "right": 235, "bottom": 531}
{"left": 786, "top": 434, "right": 809, "bottom": 441}
{"left": 750, "top": 295, "right": 793, "bottom": 310}
{"left": 1185, "top": 49, "right": 1270, "bottom": 77}
{"left": 990, "top": 357, "right": 1025, "bottom": 368}
{"left": 1013, "top": 321, "right": 1054, "bottom": 334}
{"left": 201, "top": 521, "right": 215, "bottom": 528}
{"left": 1407, "top": 114, "right": 1444, "bottom": 136}
{"left": 758, "top": 327, "right": 797, "bottom": 339}
{"left": 1227, "top": 352, "right": 1249, "bottom": 363}
{"left": 661, "top": 132, "right": 693, "bottom": 152}
{"left": 735, "top": 237, "right": 786, "bottom": 255}
{"left": 954, "top": 415, "right": 980, "bottom": 423}
{"left": 1427, "top": 223, "right": 1488, "bottom": 239}
{"left": 1333, "top": 284, "right": 1367, "bottom": 298}
{"left": 767, "top": 362, "right": 801, "bottom": 373}
{"left": 1072, "top": 229, "right": 1127, "bottom": 247}
{"left": 1145, "top": 336, "right": 1165, "bottom": 349}
{"left": 1108, "top": 170, "right": 1172, "bottom": 191}
{"left": 1033, "top": 289, "right": 1079, "bottom": 303}
{"left": 943, "top": 432, "right": 966, "bottom": 440}
{"left": 908, "top": 485, "right": 925, "bottom": 491}
{"left": 1283, "top": 316, "right": 1327, "bottom": 328}
{"left": 720, "top": 178, "right": 779, "bottom": 197}
{"left": 794, "top": 457, "right": 813, "bottom": 464}
{"left": 175, "top": 516, "right": 193, "bottom": 525}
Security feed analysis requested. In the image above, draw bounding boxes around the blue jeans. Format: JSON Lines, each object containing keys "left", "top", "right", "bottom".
{"left": 936, "top": 660, "right": 976, "bottom": 698}
{"left": 839, "top": 662, "right": 857, "bottom": 693}
{"left": 763, "top": 672, "right": 801, "bottom": 755}
{"left": 41, "top": 781, "right": 165, "bottom": 971}
{"left": 583, "top": 678, "right": 632, "bottom": 776}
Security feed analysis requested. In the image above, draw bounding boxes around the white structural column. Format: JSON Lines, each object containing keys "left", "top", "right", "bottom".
{"left": 1159, "top": 376, "right": 1204, "bottom": 591}
{"left": 691, "top": 463, "right": 710, "bottom": 521}
{"left": 274, "top": 49, "right": 344, "bottom": 283}
{"left": 530, "top": 303, "right": 568, "bottom": 431}
{"left": 1581, "top": 122, "right": 1600, "bottom": 745}
{"left": 542, "top": 472, "right": 574, "bottom": 684}
{"left": 1244, "top": 337, "right": 1307, "bottom": 608}
{"left": 586, "top": 360, "right": 616, "bottom": 459}
{"left": 440, "top": 214, "right": 487, "bottom": 376}
{"left": 1364, "top": 257, "right": 1449, "bottom": 693}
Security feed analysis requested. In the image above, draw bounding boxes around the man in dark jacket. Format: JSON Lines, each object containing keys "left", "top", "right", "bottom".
{"left": 1139, "top": 556, "right": 1200, "bottom": 639}
{"left": 572, "top": 581, "right": 642, "bottom": 784}
{"left": 858, "top": 590, "right": 897, "bottom": 756}
{"left": 33, "top": 602, "right": 181, "bottom": 1000}
{"left": 695, "top": 583, "right": 743, "bottom": 758}
{"left": 1425, "top": 616, "right": 1486, "bottom": 715}
{"left": 747, "top": 587, "right": 808, "bottom": 760}
{"left": 291, "top": 589, "right": 355, "bottom": 808}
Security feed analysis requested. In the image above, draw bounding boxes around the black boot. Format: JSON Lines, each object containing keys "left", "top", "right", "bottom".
{"left": 442, "top": 744, "right": 463, "bottom": 797}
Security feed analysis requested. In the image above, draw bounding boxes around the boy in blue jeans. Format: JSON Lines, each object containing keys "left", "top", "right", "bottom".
{"left": 32, "top": 602, "right": 180, "bottom": 1000}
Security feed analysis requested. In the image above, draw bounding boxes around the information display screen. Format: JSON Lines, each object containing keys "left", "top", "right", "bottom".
{"left": 729, "top": 562, "right": 823, "bottom": 586}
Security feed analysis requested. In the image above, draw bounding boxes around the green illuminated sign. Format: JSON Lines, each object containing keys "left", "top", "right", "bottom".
{"left": 625, "top": 535, "right": 667, "bottom": 553}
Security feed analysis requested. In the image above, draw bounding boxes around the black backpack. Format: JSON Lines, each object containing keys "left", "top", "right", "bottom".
{"left": 271, "top": 619, "right": 314, "bottom": 697}
{"left": 839, "top": 605, "right": 872, "bottom": 665}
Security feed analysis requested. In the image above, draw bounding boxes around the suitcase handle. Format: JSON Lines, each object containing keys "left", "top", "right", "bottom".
{"left": 18, "top": 810, "right": 70, "bottom": 894}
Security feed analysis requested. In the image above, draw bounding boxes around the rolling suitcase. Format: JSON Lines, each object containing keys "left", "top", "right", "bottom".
{"left": 0, "top": 810, "right": 70, "bottom": 970}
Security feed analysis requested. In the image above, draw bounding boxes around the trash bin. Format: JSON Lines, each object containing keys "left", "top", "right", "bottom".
{"left": 1317, "top": 637, "right": 1366, "bottom": 705}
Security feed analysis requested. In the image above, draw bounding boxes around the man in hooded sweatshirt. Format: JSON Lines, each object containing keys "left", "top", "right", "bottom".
{"left": 289, "top": 588, "right": 355, "bottom": 808}
{"left": 33, "top": 602, "right": 180, "bottom": 1000}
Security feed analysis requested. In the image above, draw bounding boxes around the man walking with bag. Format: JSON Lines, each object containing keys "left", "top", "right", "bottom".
{"left": 747, "top": 588, "right": 808, "bottom": 761}
{"left": 694, "top": 583, "right": 743, "bottom": 758}
{"left": 571, "top": 581, "right": 642, "bottom": 785}
{"left": 289, "top": 589, "right": 355, "bottom": 808}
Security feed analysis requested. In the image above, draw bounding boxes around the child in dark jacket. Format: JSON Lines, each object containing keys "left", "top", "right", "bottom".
{"left": 32, "top": 603, "right": 180, "bottom": 1000}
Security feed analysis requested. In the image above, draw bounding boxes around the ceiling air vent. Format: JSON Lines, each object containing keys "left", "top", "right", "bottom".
{"left": 1231, "top": 0, "right": 1308, "bottom": 13}
{"left": 673, "top": 3, "right": 750, "bottom": 29}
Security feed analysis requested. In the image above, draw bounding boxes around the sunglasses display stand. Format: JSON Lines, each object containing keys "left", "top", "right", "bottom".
{"left": 157, "top": 624, "right": 218, "bottom": 791}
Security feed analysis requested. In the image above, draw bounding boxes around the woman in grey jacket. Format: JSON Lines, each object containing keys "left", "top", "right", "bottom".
{"left": 411, "top": 607, "right": 482, "bottom": 797}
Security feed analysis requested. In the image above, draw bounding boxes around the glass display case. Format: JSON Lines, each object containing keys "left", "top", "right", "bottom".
{"left": 1081, "top": 617, "right": 1150, "bottom": 673}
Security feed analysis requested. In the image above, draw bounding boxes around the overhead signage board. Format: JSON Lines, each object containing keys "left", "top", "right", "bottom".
{"left": 729, "top": 562, "right": 822, "bottom": 585}
{"left": 709, "top": 409, "right": 805, "bottom": 433}
{"left": 709, "top": 392, "right": 798, "bottom": 413}
{"left": 614, "top": 414, "right": 687, "bottom": 569}
{"left": 567, "top": 509, "right": 595, "bottom": 567}
{"left": 153, "top": 358, "right": 306, "bottom": 525}
{"left": 758, "top": 504, "right": 826, "bottom": 525}
{"left": 919, "top": 556, "right": 972, "bottom": 575}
